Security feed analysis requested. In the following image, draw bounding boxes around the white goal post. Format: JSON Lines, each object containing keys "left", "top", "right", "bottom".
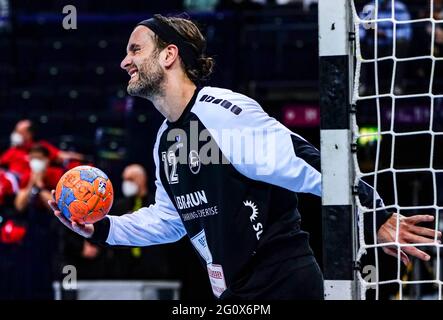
{"left": 320, "top": 0, "right": 443, "bottom": 300}
{"left": 319, "top": 0, "right": 360, "bottom": 300}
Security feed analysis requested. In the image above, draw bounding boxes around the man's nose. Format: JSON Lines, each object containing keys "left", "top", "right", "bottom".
{"left": 120, "top": 54, "right": 132, "bottom": 70}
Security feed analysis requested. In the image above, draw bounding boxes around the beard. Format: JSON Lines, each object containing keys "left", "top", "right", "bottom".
{"left": 127, "top": 54, "right": 165, "bottom": 99}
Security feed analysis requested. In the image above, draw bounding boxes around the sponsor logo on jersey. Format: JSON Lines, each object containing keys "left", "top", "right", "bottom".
{"left": 190, "top": 229, "right": 227, "bottom": 298}
{"left": 175, "top": 190, "right": 208, "bottom": 209}
{"left": 189, "top": 150, "right": 201, "bottom": 174}
{"left": 207, "top": 263, "right": 227, "bottom": 298}
{"left": 243, "top": 200, "right": 263, "bottom": 240}
{"left": 191, "top": 229, "right": 213, "bottom": 264}
{"left": 181, "top": 206, "right": 219, "bottom": 221}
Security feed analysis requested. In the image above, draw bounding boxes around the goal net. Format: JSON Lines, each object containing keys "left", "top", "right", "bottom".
{"left": 351, "top": 0, "right": 443, "bottom": 299}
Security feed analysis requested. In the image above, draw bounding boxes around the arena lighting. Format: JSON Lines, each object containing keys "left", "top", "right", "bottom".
{"left": 358, "top": 126, "right": 380, "bottom": 147}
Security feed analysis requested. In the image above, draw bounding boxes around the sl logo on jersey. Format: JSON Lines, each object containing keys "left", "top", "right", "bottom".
{"left": 189, "top": 150, "right": 201, "bottom": 175}
{"left": 162, "top": 151, "right": 179, "bottom": 184}
{"left": 243, "top": 200, "right": 263, "bottom": 240}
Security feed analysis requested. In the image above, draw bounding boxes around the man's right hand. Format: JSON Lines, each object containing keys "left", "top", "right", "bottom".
{"left": 48, "top": 190, "right": 94, "bottom": 238}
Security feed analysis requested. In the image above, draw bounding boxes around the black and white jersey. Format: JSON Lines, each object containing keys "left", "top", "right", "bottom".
{"left": 94, "top": 86, "right": 391, "bottom": 298}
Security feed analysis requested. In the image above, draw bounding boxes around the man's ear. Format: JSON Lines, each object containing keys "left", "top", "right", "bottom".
{"left": 162, "top": 44, "right": 180, "bottom": 68}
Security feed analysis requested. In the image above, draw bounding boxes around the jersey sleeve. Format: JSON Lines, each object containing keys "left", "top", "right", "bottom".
{"left": 193, "top": 88, "right": 392, "bottom": 238}
{"left": 194, "top": 89, "right": 322, "bottom": 196}
{"left": 104, "top": 123, "right": 186, "bottom": 246}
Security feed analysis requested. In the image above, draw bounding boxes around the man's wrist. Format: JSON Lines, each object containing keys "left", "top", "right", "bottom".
{"left": 89, "top": 216, "right": 110, "bottom": 245}
{"left": 364, "top": 209, "right": 394, "bottom": 244}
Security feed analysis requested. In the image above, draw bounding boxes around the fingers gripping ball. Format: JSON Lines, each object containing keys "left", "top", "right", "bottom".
{"left": 55, "top": 166, "right": 113, "bottom": 224}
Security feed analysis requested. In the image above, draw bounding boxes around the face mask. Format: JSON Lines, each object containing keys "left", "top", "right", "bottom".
{"left": 10, "top": 132, "right": 24, "bottom": 147}
{"left": 29, "top": 159, "right": 47, "bottom": 173}
{"left": 122, "top": 180, "right": 139, "bottom": 197}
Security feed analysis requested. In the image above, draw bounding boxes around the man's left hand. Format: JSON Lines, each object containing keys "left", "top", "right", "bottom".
{"left": 377, "top": 213, "right": 442, "bottom": 266}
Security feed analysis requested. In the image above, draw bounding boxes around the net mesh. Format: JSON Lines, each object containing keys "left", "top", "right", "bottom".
{"left": 351, "top": 0, "right": 443, "bottom": 299}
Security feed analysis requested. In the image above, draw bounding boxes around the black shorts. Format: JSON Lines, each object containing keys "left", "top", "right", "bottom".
{"left": 220, "top": 254, "right": 324, "bottom": 300}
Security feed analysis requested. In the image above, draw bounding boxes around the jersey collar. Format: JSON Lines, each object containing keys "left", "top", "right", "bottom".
{"left": 166, "top": 87, "right": 201, "bottom": 127}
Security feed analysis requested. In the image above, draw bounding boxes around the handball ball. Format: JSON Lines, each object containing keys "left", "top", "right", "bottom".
{"left": 55, "top": 166, "right": 113, "bottom": 224}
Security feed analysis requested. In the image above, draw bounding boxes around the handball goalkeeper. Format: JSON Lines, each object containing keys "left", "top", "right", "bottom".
{"left": 49, "top": 14, "right": 441, "bottom": 300}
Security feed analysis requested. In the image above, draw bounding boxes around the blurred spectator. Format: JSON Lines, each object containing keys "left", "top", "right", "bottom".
{"left": 121, "top": 164, "right": 153, "bottom": 202}
{"left": 12, "top": 145, "right": 63, "bottom": 299}
{"left": 15, "top": 145, "right": 63, "bottom": 212}
{"left": 0, "top": 168, "right": 18, "bottom": 207}
{"left": 359, "top": 0, "right": 412, "bottom": 94}
{"left": 0, "top": 168, "right": 22, "bottom": 248}
{"left": 0, "top": 119, "right": 84, "bottom": 187}
{"left": 15, "top": 145, "right": 62, "bottom": 212}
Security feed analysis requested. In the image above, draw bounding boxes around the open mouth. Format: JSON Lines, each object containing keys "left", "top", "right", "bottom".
{"left": 128, "top": 68, "right": 138, "bottom": 81}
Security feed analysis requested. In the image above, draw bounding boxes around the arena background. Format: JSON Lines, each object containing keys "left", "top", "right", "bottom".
{"left": 0, "top": 0, "right": 438, "bottom": 300}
